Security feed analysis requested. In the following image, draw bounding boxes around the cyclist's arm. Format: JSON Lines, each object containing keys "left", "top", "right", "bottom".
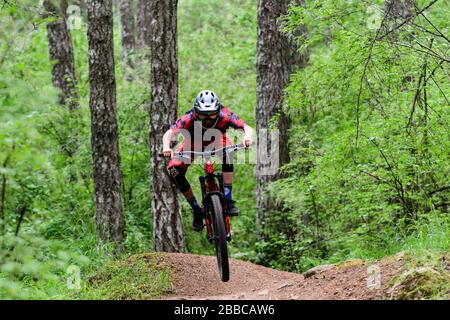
{"left": 243, "top": 125, "right": 253, "bottom": 147}
{"left": 162, "top": 129, "right": 175, "bottom": 156}
{"left": 243, "top": 125, "right": 253, "bottom": 137}
{"left": 225, "top": 108, "right": 253, "bottom": 146}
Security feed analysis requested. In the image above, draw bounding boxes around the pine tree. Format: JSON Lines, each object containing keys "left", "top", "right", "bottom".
{"left": 87, "top": 0, "right": 125, "bottom": 248}
{"left": 43, "top": 0, "right": 79, "bottom": 111}
{"left": 118, "top": 0, "right": 136, "bottom": 75}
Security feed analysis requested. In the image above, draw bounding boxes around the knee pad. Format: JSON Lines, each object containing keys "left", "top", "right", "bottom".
{"left": 168, "top": 166, "right": 191, "bottom": 193}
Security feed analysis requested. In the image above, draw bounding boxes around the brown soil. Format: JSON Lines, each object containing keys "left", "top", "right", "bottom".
{"left": 144, "top": 252, "right": 406, "bottom": 300}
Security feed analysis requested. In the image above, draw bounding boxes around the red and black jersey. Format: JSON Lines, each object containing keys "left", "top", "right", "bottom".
{"left": 170, "top": 106, "right": 246, "bottom": 136}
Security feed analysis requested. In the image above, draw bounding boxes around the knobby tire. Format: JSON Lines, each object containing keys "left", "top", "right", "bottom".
{"left": 210, "top": 194, "right": 229, "bottom": 282}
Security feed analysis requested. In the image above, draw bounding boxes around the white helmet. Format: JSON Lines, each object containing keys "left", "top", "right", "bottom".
{"left": 193, "top": 90, "right": 221, "bottom": 115}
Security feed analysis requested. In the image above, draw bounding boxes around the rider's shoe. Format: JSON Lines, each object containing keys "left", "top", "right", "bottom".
{"left": 227, "top": 199, "right": 240, "bottom": 216}
{"left": 192, "top": 207, "right": 204, "bottom": 231}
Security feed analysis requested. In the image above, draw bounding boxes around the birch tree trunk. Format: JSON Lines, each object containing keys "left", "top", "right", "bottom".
{"left": 149, "top": 0, "right": 185, "bottom": 252}
{"left": 137, "top": 0, "right": 151, "bottom": 49}
{"left": 87, "top": 0, "right": 125, "bottom": 247}
{"left": 256, "top": 0, "right": 307, "bottom": 238}
{"left": 118, "top": 0, "right": 136, "bottom": 73}
{"left": 43, "top": 0, "right": 79, "bottom": 111}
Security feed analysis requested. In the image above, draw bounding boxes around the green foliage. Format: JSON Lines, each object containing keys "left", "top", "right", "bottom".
{"left": 178, "top": 0, "right": 257, "bottom": 120}
{"left": 258, "top": 0, "right": 450, "bottom": 272}
{"left": 0, "top": 233, "right": 90, "bottom": 299}
{"left": 74, "top": 254, "right": 172, "bottom": 300}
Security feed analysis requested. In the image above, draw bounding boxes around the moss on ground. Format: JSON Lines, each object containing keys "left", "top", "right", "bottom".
{"left": 388, "top": 251, "right": 450, "bottom": 300}
{"left": 73, "top": 254, "right": 172, "bottom": 300}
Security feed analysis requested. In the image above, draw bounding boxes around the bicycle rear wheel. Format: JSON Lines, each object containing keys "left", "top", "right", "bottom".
{"left": 210, "top": 194, "right": 229, "bottom": 282}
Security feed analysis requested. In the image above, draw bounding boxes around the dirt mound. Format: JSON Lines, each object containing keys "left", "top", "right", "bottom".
{"left": 143, "top": 252, "right": 406, "bottom": 300}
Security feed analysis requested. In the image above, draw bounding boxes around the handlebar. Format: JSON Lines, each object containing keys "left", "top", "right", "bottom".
{"left": 158, "top": 143, "right": 247, "bottom": 159}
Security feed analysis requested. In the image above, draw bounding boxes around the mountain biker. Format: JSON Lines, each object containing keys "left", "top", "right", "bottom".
{"left": 162, "top": 90, "right": 253, "bottom": 231}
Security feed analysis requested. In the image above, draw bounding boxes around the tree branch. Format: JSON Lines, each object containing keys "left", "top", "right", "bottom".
{"left": 376, "top": 0, "right": 439, "bottom": 41}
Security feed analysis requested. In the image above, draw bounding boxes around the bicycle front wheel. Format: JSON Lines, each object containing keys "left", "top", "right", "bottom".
{"left": 210, "top": 194, "right": 229, "bottom": 282}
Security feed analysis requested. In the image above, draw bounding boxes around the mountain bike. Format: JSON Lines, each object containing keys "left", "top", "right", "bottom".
{"left": 160, "top": 143, "right": 247, "bottom": 282}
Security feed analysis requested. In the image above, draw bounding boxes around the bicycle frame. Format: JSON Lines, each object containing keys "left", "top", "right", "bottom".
{"left": 199, "top": 160, "right": 231, "bottom": 242}
{"left": 161, "top": 143, "right": 246, "bottom": 242}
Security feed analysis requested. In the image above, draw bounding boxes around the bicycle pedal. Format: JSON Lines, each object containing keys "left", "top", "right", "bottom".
{"left": 226, "top": 233, "right": 232, "bottom": 241}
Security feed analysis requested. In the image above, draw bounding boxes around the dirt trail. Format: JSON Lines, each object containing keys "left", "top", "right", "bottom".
{"left": 145, "top": 252, "right": 406, "bottom": 300}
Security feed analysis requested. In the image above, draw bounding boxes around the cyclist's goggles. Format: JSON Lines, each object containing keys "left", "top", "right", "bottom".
{"left": 197, "top": 113, "right": 219, "bottom": 120}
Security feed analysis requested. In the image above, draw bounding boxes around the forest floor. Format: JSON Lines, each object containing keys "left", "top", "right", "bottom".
{"left": 133, "top": 251, "right": 448, "bottom": 300}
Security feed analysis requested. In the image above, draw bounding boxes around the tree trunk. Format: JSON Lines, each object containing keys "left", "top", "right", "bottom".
{"left": 384, "top": 0, "right": 415, "bottom": 21}
{"left": 149, "top": 0, "right": 185, "bottom": 253}
{"left": 87, "top": 0, "right": 125, "bottom": 248}
{"left": 135, "top": 0, "right": 151, "bottom": 81}
{"left": 118, "top": 0, "right": 136, "bottom": 74}
{"left": 255, "top": 0, "right": 307, "bottom": 238}
{"left": 137, "top": 0, "right": 151, "bottom": 49}
{"left": 43, "top": 0, "right": 79, "bottom": 111}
